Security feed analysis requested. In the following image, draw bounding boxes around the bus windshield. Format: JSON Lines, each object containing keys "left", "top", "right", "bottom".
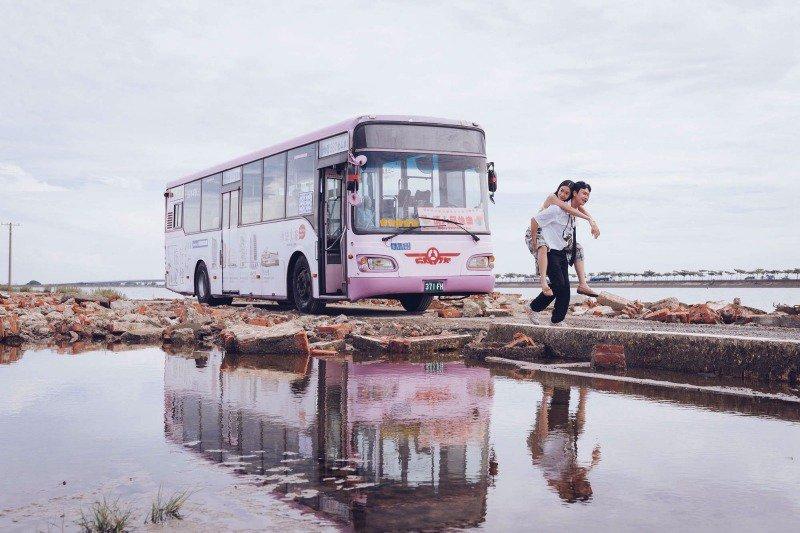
{"left": 353, "top": 152, "right": 489, "bottom": 234}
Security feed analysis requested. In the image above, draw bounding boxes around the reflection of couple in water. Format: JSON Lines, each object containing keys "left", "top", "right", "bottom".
{"left": 527, "top": 180, "right": 600, "bottom": 324}
{"left": 528, "top": 387, "right": 601, "bottom": 503}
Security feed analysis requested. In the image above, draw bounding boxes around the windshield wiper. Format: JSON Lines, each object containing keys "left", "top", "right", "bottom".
{"left": 381, "top": 225, "right": 423, "bottom": 243}
{"left": 418, "top": 216, "right": 480, "bottom": 242}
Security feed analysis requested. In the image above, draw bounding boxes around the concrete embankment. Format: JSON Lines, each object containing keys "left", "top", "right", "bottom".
{"left": 470, "top": 322, "right": 800, "bottom": 383}
{"left": 2, "top": 290, "right": 799, "bottom": 385}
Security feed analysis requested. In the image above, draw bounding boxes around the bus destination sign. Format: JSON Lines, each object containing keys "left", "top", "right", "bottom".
{"left": 318, "top": 133, "right": 349, "bottom": 158}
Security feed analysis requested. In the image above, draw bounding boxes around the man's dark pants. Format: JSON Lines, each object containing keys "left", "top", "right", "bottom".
{"left": 530, "top": 248, "right": 570, "bottom": 323}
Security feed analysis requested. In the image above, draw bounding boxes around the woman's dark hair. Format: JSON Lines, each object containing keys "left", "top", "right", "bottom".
{"left": 555, "top": 180, "right": 574, "bottom": 197}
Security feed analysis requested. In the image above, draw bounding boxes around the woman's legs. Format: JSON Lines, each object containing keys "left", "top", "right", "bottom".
{"left": 575, "top": 258, "right": 591, "bottom": 291}
{"left": 537, "top": 246, "right": 553, "bottom": 296}
{"left": 573, "top": 244, "right": 596, "bottom": 294}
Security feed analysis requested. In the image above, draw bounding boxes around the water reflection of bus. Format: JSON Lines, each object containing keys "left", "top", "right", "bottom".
{"left": 164, "top": 352, "right": 493, "bottom": 530}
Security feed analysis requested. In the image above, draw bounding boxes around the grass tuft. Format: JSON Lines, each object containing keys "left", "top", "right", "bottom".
{"left": 147, "top": 487, "right": 192, "bottom": 524}
{"left": 77, "top": 497, "right": 132, "bottom": 532}
{"left": 89, "top": 288, "right": 125, "bottom": 301}
{"left": 54, "top": 286, "right": 85, "bottom": 295}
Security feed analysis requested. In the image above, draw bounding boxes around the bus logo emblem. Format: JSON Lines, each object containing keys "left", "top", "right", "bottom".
{"left": 405, "top": 247, "right": 459, "bottom": 265}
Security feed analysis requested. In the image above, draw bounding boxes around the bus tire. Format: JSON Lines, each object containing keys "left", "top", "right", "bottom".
{"left": 399, "top": 294, "right": 433, "bottom": 313}
{"left": 194, "top": 263, "right": 230, "bottom": 306}
{"left": 275, "top": 300, "right": 294, "bottom": 311}
{"left": 291, "top": 256, "right": 326, "bottom": 314}
{"left": 194, "top": 263, "right": 213, "bottom": 305}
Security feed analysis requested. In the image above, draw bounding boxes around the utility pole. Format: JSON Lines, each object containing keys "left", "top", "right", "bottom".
{"left": 2, "top": 223, "right": 21, "bottom": 291}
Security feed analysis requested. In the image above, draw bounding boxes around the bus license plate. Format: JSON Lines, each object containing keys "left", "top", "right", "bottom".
{"left": 423, "top": 280, "right": 444, "bottom": 293}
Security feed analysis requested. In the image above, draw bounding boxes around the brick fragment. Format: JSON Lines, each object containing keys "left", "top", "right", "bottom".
{"left": 437, "top": 307, "right": 463, "bottom": 318}
{"left": 591, "top": 343, "right": 626, "bottom": 370}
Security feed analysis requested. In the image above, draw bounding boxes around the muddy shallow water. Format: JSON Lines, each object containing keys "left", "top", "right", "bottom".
{"left": 1, "top": 347, "right": 798, "bottom": 531}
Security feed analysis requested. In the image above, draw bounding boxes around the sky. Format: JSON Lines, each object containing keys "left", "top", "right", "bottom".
{"left": 1, "top": 0, "right": 798, "bottom": 283}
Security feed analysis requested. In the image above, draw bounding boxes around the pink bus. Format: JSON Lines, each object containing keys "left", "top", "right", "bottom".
{"left": 164, "top": 115, "right": 497, "bottom": 313}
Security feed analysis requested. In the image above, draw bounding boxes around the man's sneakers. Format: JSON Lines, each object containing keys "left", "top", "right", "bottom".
{"left": 527, "top": 301, "right": 541, "bottom": 324}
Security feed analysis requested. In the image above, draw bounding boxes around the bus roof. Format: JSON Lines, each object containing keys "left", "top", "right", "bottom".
{"left": 166, "top": 115, "right": 483, "bottom": 189}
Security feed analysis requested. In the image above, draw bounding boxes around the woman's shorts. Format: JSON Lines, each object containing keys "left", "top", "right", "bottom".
{"left": 572, "top": 242, "right": 585, "bottom": 262}
{"left": 524, "top": 227, "right": 549, "bottom": 255}
{"left": 526, "top": 228, "right": 585, "bottom": 274}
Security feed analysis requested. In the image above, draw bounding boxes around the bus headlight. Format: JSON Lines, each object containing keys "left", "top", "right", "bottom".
{"left": 357, "top": 255, "right": 398, "bottom": 272}
{"left": 467, "top": 254, "right": 495, "bottom": 270}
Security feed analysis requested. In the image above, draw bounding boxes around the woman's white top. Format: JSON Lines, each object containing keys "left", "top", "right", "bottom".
{"left": 534, "top": 204, "right": 573, "bottom": 251}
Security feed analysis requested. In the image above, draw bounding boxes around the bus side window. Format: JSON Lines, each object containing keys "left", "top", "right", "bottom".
{"left": 173, "top": 203, "right": 183, "bottom": 229}
{"left": 241, "top": 160, "right": 263, "bottom": 224}
{"left": 184, "top": 181, "right": 201, "bottom": 233}
{"left": 287, "top": 143, "right": 317, "bottom": 219}
{"left": 200, "top": 174, "right": 222, "bottom": 231}
{"left": 263, "top": 153, "right": 286, "bottom": 220}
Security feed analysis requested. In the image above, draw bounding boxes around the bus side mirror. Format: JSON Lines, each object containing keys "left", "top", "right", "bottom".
{"left": 347, "top": 154, "right": 367, "bottom": 192}
{"left": 487, "top": 162, "right": 498, "bottom": 203}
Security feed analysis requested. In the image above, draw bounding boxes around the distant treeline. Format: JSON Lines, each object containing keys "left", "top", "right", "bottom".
{"left": 495, "top": 268, "right": 800, "bottom": 283}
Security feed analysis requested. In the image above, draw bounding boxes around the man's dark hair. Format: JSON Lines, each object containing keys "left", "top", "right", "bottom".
{"left": 571, "top": 180, "right": 591, "bottom": 193}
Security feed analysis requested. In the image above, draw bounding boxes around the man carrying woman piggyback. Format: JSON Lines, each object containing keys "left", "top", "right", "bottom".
{"left": 526, "top": 180, "right": 599, "bottom": 325}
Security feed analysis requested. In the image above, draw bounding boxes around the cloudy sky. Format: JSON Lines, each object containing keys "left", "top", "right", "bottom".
{"left": 1, "top": 1, "right": 798, "bottom": 283}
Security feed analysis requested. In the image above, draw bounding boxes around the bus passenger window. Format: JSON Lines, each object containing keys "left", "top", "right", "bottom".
{"left": 263, "top": 153, "right": 286, "bottom": 220}
{"left": 286, "top": 143, "right": 316, "bottom": 218}
{"left": 200, "top": 174, "right": 222, "bottom": 231}
{"left": 184, "top": 181, "right": 201, "bottom": 233}
{"left": 241, "top": 160, "right": 262, "bottom": 224}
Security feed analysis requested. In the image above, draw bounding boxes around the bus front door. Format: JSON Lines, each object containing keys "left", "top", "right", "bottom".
{"left": 221, "top": 189, "right": 239, "bottom": 294}
{"left": 319, "top": 166, "right": 345, "bottom": 295}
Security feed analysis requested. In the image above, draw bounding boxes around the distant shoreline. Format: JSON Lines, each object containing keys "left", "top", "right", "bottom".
{"left": 495, "top": 280, "right": 800, "bottom": 289}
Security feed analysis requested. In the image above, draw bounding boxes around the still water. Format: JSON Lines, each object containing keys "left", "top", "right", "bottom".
{"left": 1, "top": 347, "right": 798, "bottom": 531}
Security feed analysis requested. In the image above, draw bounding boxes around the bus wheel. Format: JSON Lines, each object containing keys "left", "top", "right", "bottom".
{"left": 195, "top": 264, "right": 230, "bottom": 306}
{"left": 291, "top": 256, "right": 326, "bottom": 314}
{"left": 399, "top": 294, "right": 433, "bottom": 313}
{"left": 195, "top": 263, "right": 213, "bottom": 305}
{"left": 275, "top": 300, "right": 293, "bottom": 311}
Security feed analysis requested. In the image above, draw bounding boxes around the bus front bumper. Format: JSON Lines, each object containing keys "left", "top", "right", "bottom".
{"left": 347, "top": 275, "right": 494, "bottom": 301}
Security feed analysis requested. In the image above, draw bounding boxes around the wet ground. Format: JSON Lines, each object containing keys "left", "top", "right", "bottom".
{"left": 1, "top": 347, "right": 799, "bottom": 531}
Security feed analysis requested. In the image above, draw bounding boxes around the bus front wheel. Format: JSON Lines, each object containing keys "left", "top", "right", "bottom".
{"left": 291, "top": 256, "right": 326, "bottom": 314}
{"left": 399, "top": 294, "right": 433, "bottom": 313}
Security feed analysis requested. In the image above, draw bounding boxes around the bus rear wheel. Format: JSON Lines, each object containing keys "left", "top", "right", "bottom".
{"left": 291, "top": 256, "right": 326, "bottom": 314}
{"left": 195, "top": 264, "right": 231, "bottom": 306}
{"left": 398, "top": 294, "right": 433, "bottom": 313}
{"left": 195, "top": 264, "right": 213, "bottom": 305}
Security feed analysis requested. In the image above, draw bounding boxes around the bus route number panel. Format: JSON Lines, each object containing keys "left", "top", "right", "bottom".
{"left": 423, "top": 280, "right": 445, "bottom": 293}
